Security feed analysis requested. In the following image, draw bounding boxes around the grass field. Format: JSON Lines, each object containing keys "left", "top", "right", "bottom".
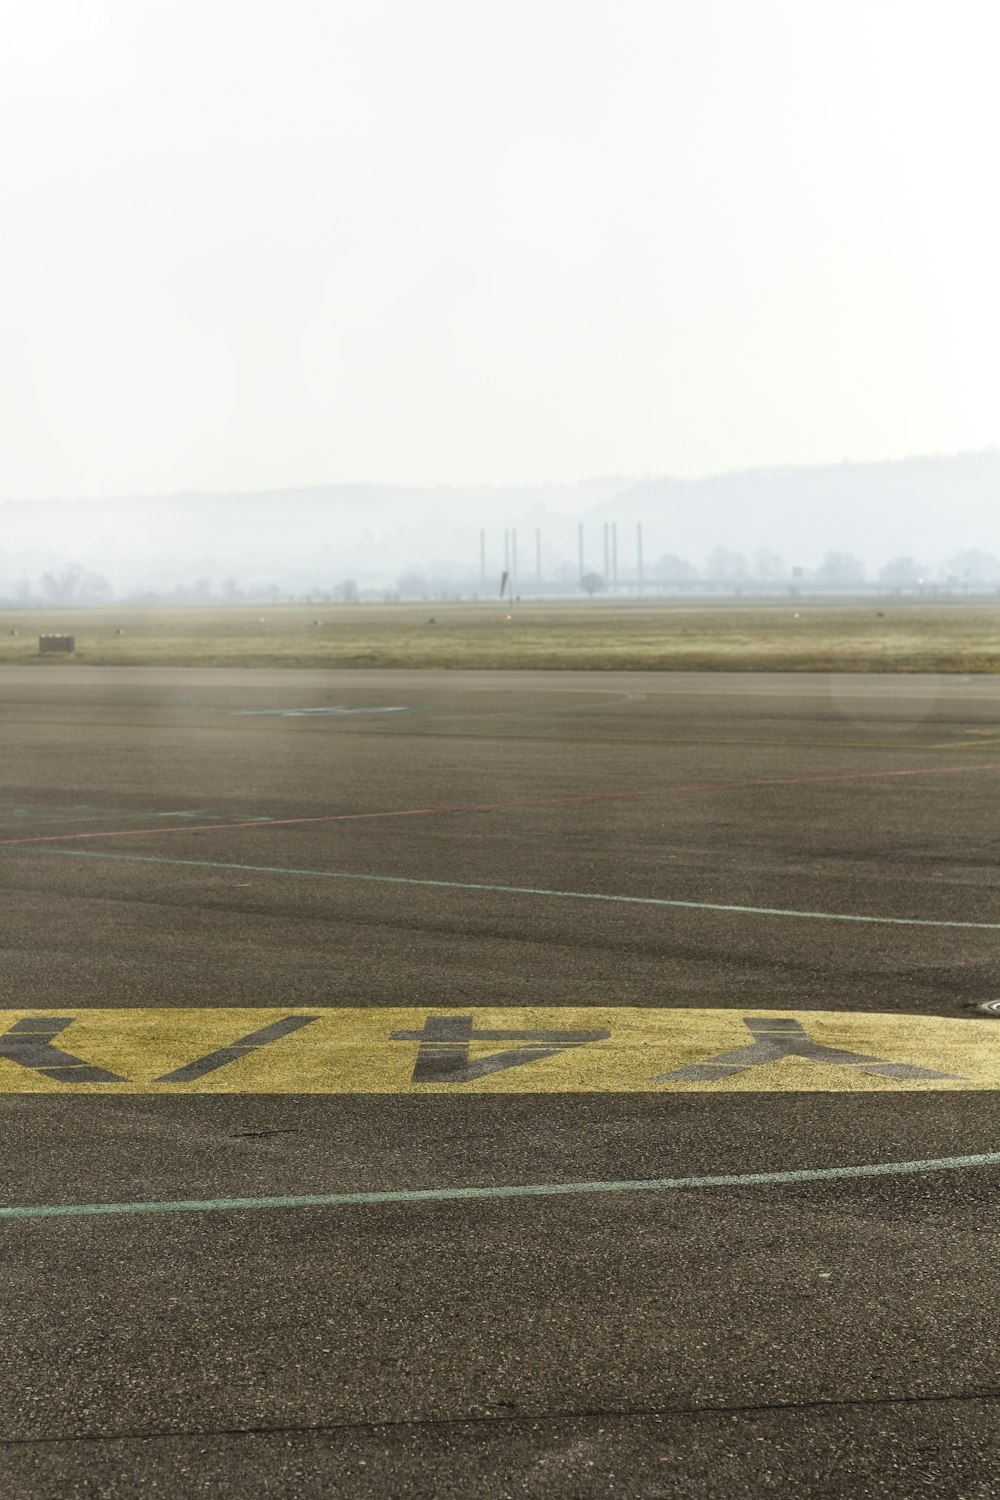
{"left": 1, "top": 599, "right": 998, "bottom": 672}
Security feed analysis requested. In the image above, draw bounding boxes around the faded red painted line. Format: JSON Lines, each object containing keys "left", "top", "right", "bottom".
{"left": 1, "top": 760, "right": 997, "bottom": 849}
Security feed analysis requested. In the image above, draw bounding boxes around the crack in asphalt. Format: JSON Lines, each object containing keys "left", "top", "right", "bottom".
{"left": 4, "top": 1388, "right": 1000, "bottom": 1449}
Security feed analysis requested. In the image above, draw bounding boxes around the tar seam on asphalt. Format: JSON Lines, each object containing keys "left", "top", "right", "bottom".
{"left": 3, "top": 1387, "right": 1000, "bottom": 1451}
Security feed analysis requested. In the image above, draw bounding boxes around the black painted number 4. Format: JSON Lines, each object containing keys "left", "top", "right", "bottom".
{"left": 390, "top": 1015, "right": 610, "bottom": 1084}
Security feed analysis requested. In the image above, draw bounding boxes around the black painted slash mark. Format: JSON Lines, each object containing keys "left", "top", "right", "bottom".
{"left": 155, "top": 1016, "right": 319, "bottom": 1084}
{"left": 656, "top": 1016, "right": 957, "bottom": 1083}
{"left": 0, "top": 1018, "right": 126, "bottom": 1084}
{"left": 390, "top": 1015, "right": 610, "bottom": 1084}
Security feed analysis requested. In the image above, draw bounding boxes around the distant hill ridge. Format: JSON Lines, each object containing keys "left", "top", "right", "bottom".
{"left": 1, "top": 451, "right": 997, "bottom": 593}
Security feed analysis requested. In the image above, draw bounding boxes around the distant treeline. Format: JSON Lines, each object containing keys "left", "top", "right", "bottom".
{"left": 3, "top": 548, "right": 1000, "bottom": 607}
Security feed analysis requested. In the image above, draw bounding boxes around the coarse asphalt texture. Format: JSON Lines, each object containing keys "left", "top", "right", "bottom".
{"left": 2, "top": 665, "right": 1000, "bottom": 1498}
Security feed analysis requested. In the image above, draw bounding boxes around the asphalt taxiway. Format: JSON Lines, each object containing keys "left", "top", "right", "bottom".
{"left": 2, "top": 666, "right": 999, "bottom": 1497}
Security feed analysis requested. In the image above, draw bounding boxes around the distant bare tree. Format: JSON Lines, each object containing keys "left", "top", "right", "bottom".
{"left": 397, "top": 571, "right": 429, "bottom": 599}
{"left": 580, "top": 571, "right": 605, "bottom": 597}
{"left": 652, "top": 553, "right": 697, "bottom": 581}
{"left": 946, "top": 549, "right": 999, "bottom": 584}
{"left": 38, "top": 563, "right": 112, "bottom": 605}
{"left": 168, "top": 577, "right": 214, "bottom": 603}
{"left": 706, "top": 547, "right": 748, "bottom": 580}
{"left": 878, "top": 556, "right": 924, "bottom": 586}
{"left": 333, "top": 579, "right": 359, "bottom": 603}
{"left": 815, "top": 551, "right": 865, "bottom": 585}
{"left": 752, "top": 550, "right": 786, "bottom": 580}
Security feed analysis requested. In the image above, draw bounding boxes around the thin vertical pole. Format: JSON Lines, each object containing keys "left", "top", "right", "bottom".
{"left": 511, "top": 528, "right": 518, "bottom": 593}
{"left": 637, "top": 522, "right": 643, "bottom": 596}
{"left": 578, "top": 523, "right": 584, "bottom": 582}
{"left": 536, "top": 528, "right": 542, "bottom": 583}
{"left": 480, "top": 529, "right": 486, "bottom": 588}
{"left": 603, "top": 522, "right": 610, "bottom": 583}
{"left": 612, "top": 523, "right": 618, "bottom": 590}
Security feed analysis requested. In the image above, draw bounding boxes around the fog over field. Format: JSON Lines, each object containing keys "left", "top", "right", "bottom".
{"left": 2, "top": 451, "right": 998, "bottom": 601}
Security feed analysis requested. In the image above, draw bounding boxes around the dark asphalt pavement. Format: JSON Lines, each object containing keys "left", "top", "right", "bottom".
{"left": 2, "top": 666, "right": 999, "bottom": 1497}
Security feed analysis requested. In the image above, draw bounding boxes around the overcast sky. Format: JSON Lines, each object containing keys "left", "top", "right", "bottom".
{"left": 2, "top": 0, "right": 998, "bottom": 502}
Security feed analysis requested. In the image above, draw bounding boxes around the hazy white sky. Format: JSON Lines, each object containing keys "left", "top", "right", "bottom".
{"left": 2, "top": 0, "right": 998, "bottom": 500}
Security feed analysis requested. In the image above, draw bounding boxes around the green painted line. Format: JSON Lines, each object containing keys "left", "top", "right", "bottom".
{"left": 230, "top": 706, "right": 414, "bottom": 718}
{"left": 3, "top": 1151, "right": 1000, "bottom": 1222}
{"left": 17, "top": 843, "right": 1000, "bottom": 931}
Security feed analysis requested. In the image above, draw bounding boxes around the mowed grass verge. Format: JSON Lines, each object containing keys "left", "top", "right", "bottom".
{"left": 1, "top": 600, "right": 998, "bottom": 672}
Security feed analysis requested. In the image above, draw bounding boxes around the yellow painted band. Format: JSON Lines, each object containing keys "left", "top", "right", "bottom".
{"left": 0, "top": 1008, "right": 996, "bottom": 1093}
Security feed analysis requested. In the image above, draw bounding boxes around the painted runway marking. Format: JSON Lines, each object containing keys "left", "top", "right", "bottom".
{"left": 7, "top": 718, "right": 996, "bottom": 756}
{"left": 18, "top": 843, "right": 1000, "bottom": 932}
{"left": 154, "top": 1015, "right": 319, "bottom": 1084}
{"left": 4, "top": 1149, "right": 1000, "bottom": 1222}
{"left": 0, "top": 1008, "right": 996, "bottom": 1093}
{"left": 656, "top": 1016, "right": 954, "bottom": 1083}
{"left": 230, "top": 706, "right": 414, "bottom": 718}
{"left": 389, "top": 1015, "right": 610, "bottom": 1083}
{"left": 367, "top": 726, "right": 1000, "bottom": 753}
{"left": 7, "top": 805, "right": 210, "bottom": 825}
{"left": 0, "top": 805, "right": 264, "bottom": 832}
{"left": 1, "top": 759, "right": 998, "bottom": 848}
{"left": 0, "top": 1018, "right": 127, "bottom": 1085}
